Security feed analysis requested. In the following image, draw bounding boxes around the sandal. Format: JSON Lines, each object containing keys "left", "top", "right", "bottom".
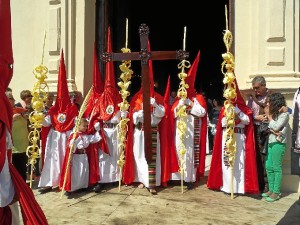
{"left": 148, "top": 188, "right": 157, "bottom": 195}
{"left": 261, "top": 191, "right": 272, "bottom": 197}
{"left": 266, "top": 193, "right": 281, "bottom": 202}
{"left": 138, "top": 183, "right": 145, "bottom": 189}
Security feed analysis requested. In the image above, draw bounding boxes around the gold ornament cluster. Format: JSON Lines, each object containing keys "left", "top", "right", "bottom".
{"left": 27, "top": 64, "right": 49, "bottom": 188}
{"left": 116, "top": 47, "right": 133, "bottom": 191}
{"left": 221, "top": 24, "right": 237, "bottom": 170}
{"left": 176, "top": 59, "right": 191, "bottom": 193}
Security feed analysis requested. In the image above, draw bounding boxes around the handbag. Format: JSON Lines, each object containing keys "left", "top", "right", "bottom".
{"left": 258, "top": 122, "right": 270, "bottom": 155}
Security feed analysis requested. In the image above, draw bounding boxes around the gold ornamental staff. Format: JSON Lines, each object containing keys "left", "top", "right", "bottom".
{"left": 221, "top": 5, "right": 237, "bottom": 200}
{"left": 60, "top": 87, "right": 93, "bottom": 198}
{"left": 27, "top": 32, "right": 49, "bottom": 188}
{"left": 116, "top": 18, "right": 133, "bottom": 192}
{"left": 176, "top": 26, "right": 191, "bottom": 193}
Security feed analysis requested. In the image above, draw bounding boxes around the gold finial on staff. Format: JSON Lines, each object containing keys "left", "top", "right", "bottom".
{"left": 176, "top": 28, "right": 190, "bottom": 192}
{"left": 183, "top": 26, "right": 187, "bottom": 51}
{"left": 41, "top": 31, "right": 46, "bottom": 65}
{"left": 222, "top": 4, "right": 237, "bottom": 200}
{"left": 116, "top": 19, "right": 133, "bottom": 191}
{"left": 125, "top": 18, "right": 128, "bottom": 49}
{"left": 27, "top": 31, "right": 49, "bottom": 188}
{"left": 225, "top": 5, "right": 229, "bottom": 31}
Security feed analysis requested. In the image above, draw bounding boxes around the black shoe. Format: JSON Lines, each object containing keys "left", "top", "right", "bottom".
{"left": 64, "top": 191, "right": 72, "bottom": 196}
{"left": 186, "top": 182, "right": 194, "bottom": 190}
{"left": 93, "top": 183, "right": 103, "bottom": 193}
{"left": 38, "top": 186, "right": 52, "bottom": 194}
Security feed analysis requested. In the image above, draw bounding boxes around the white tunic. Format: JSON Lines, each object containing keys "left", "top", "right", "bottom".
{"left": 171, "top": 97, "right": 206, "bottom": 182}
{"left": 220, "top": 108, "right": 250, "bottom": 194}
{"left": 293, "top": 89, "right": 300, "bottom": 148}
{"left": 0, "top": 129, "right": 14, "bottom": 207}
{"left": 132, "top": 103, "right": 165, "bottom": 188}
{"left": 39, "top": 115, "right": 72, "bottom": 188}
{"left": 70, "top": 131, "right": 101, "bottom": 191}
{"left": 98, "top": 111, "right": 121, "bottom": 183}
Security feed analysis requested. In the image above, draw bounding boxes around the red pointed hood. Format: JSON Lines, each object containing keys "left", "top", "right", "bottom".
{"left": 185, "top": 51, "right": 200, "bottom": 99}
{"left": 54, "top": 49, "right": 71, "bottom": 111}
{"left": 0, "top": 0, "right": 13, "bottom": 89}
{"left": 148, "top": 41, "right": 155, "bottom": 97}
{"left": 97, "top": 27, "right": 121, "bottom": 121}
{"left": 132, "top": 40, "right": 163, "bottom": 111}
{"left": 93, "top": 43, "right": 104, "bottom": 94}
{"left": 0, "top": 0, "right": 14, "bottom": 172}
{"left": 49, "top": 49, "right": 78, "bottom": 132}
{"left": 164, "top": 75, "right": 171, "bottom": 104}
{"left": 83, "top": 44, "right": 104, "bottom": 118}
{"left": 233, "top": 78, "right": 246, "bottom": 107}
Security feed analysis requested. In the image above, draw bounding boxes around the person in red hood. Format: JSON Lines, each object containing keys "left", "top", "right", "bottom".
{"left": 170, "top": 51, "right": 208, "bottom": 190}
{"left": 91, "top": 27, "right": 123, "bottom": 193}
{"left": 38, "top": 50, "right": 78, "bottom": 193}
{"left": 123, "top": 41, "right": 169, "bottom": 194}
{"left": 0, "top": 0, "right": 48, "bottom": 224}
{"left": 207, "top": 79, "right": 259, "bottom": 195}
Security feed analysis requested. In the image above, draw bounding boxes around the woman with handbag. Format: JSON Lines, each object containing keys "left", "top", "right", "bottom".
{"left": 261, "top": 93, "right": 289, "bottom": 202}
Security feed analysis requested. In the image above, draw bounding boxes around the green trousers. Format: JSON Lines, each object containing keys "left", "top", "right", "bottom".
{"left": 265, "top": 142, "right": 286, "bottom": 194}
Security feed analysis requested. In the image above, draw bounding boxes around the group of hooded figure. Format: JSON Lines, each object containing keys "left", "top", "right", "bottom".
{"left": 38, "top": 24, "right": 260, "bottom": 198}
{"left": 38, "top": 27, "right": 209, "bottom": 196}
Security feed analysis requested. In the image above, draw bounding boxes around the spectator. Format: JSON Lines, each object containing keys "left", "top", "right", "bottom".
{"left": 5, "top": 90, "right": 29, "bottom": 182}
{"left": 262, "top": 93, "right": 289, "bottom": 202}
{"left": 169, "top": 90, "right": 177, "bottom": 106}
{"left": 244, "top": 75, "right": 272, "bottom": 193}
{"left": 208, "top": 98, "right": 223, "bottom": 151}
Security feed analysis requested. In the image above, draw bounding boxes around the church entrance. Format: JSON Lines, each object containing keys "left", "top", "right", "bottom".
{"left": 96, "top": 0, "right": 230, "bottom": 101}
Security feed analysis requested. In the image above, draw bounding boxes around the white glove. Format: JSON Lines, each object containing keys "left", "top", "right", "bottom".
{"left": 234, "top": 106, "right": 241, "bottom": 114}
{"left": 137, "top": 110, "right": 144, "bottom": 118}
{"left": 150, "top": 97, "right": 155, "bottom": 105}
{"left": 150, "top": 97, "right": 158, "bottom": 107}
{"left": 94, "top": 121, "right": 100, "bottom": 131}
{"left": 121, "top": 111, "right": 128, "bottom": 119}
{"left": 179, "top": 99, "right": 185, "bottom": 106}
{"left": 184, "top": 98, "right": 192, "bottom": 106}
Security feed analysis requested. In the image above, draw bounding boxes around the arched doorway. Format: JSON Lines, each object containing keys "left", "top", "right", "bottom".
{"left": 96, "top": 0, "right": 231, "bottom": 101}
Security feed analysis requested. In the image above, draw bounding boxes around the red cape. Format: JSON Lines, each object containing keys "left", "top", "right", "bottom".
{"left": 48, "top": 104, "right": 78, "bottom": 133}
{"left": 3, "top": 163, "right": 48, "bottom": 225}
{"left": 170, "top": 94, "right": 208, "bottom": 180}
{"left": 85, "top": 115, "right": 109, "bottom": 186}
{"left": 206, "top": 104, "right": 259, "bottom": 194}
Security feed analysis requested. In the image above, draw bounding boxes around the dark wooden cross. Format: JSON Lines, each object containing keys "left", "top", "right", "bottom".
{"left": 101, "top": 23, "right": 189, "bottom": 164}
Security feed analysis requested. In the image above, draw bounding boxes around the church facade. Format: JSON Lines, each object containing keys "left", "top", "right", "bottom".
{"left": 10, "top": 0, "right": 300, "bottom": 192}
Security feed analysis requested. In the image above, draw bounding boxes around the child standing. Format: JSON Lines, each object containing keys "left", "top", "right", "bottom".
{"left": 59, "top": 118, "right": 101, "bottom": 194}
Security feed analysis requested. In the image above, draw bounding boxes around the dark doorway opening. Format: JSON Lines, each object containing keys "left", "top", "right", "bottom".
{"left": 96, "top": 0, "right": 229, "bottom": 101}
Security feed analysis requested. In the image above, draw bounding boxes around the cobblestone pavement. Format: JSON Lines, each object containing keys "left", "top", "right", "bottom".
{"left": 26, "top": 156, "right": 300, "bottom": 225}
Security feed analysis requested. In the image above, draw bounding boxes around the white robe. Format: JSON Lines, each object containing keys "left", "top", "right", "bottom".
{"left": 98, "top": 111, "right": 121, "bottom": 183}
{"left": 171, "top": 97, "right": 206, "bottom": 182}
{"left": 132, "top": 104, "right": 165, "bottom": 188}
{"left": 70, "top": 131, "right": 101, "bottom": 191}
{"left": 0, "top": 129, "right": 14, "bottom": 207}
{"left": 220, "top": 109, "right": 250, "bottom": 194}
{"left": 39, "top": 115, "right": 72, "bottom": 188}
{"left": 0, "top": 128, "right": 20, "bottom": 224}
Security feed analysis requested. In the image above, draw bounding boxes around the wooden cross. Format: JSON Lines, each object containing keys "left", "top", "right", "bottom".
{"left": 100, "top": 23, "right": 189, "bottom": 164}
